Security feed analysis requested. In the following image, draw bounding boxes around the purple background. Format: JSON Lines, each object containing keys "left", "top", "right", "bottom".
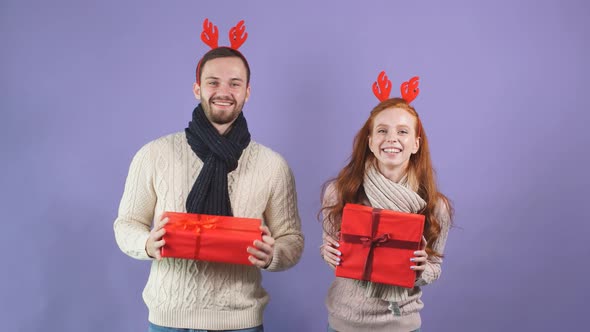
{"left": 2, "top": 0, "right": 589, "bottom": 331}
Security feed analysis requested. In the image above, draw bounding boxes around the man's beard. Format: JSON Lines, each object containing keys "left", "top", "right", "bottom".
{"left": 202, "top": 96, "right": 245, "bottom": 125}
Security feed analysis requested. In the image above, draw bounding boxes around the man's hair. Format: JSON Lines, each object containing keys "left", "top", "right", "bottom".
{"left": 196, "top": 47, "right": 251, "bottom": 84}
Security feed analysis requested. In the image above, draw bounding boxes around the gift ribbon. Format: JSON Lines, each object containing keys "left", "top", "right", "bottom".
{"left": 341, "top": 208, "right": 419, "bottom": 281}
{"left": 166, "top": 216, "right": 219, "bottom": 259}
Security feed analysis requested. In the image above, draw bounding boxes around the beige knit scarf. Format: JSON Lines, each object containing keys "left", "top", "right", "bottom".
{"left": 358, "top": 162, "right": 426, "bottom": 302}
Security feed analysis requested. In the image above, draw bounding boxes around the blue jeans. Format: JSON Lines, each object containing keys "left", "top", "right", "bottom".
{"left": 149, "top": 322, "right": 264, "bottom": 332}
{"left": 328, "top": 326, "right": 419, "bottom": 332}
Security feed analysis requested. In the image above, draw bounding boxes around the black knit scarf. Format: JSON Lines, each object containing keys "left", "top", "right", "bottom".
{"left": 184, "top": 104, "right": 251, "bottom": 216}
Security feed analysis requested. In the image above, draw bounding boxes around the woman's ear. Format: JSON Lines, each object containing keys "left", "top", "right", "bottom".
{"left": 412, "top": 136, "right": 421, "bottom": 154}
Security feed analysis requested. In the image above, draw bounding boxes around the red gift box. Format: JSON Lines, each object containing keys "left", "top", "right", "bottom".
{"left": 335, "top": 203, "right": 425, "bottom": 288}
{"left": 160, "top": 211, "right": 262, "bottom": 265}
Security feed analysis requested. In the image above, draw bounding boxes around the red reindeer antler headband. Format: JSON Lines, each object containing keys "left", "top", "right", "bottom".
{"left": 372, "top": 70, "right": 420, "bottom": 103}
{"left": 196, "top": 18, "right": 249, "bottom": 83}
{"left": 200, "top": 18, "right": 248, "bottom": 50}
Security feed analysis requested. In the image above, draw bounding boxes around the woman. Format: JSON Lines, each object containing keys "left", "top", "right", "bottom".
{"left": 320, "top": 72, "right": 453, "bottom": 332}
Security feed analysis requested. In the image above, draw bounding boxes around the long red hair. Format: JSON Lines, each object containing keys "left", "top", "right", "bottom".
{"left": 321, "top": 98, "right": 453, "bottom": 257}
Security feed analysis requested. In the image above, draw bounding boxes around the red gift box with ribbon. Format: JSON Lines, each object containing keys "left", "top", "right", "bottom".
{"left": 335, "top": 203, "right": 425, "bottom": 288}
{"left": 160, "top": 211, "right": 262, "bottom": 265}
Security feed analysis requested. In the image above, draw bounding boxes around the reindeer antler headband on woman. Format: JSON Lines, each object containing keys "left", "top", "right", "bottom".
{"left": 196, "top": 18, "right": 249, "bottom": 84}
{"left": 372, "top": 70, "right": 423, "bottom": 137}
{"left": 372, "top": 71, "right": 420, "bottom": 103}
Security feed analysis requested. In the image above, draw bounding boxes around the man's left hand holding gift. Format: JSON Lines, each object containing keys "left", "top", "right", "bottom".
{"left": 247, "top": 225, "right": 275, "bottom": 268}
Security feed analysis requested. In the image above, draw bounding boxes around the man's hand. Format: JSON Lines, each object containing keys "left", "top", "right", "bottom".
{"left": 247, "top": 225, "right": 275, "bottom": 268}
{"left": 146, "top": 215, "right": 168, "bottom": 260}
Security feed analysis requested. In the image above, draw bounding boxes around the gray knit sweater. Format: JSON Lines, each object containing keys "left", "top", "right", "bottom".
{"left": 322, "top": 183, "right": 451, "bottom": 332}
{"left": 114, "top": 132, "right": 304, "bottom": 330}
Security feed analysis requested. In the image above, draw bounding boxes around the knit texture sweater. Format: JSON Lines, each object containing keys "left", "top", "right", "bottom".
{"left": 114, "top": 132, "right": 304, "bottom": 330}
{"left": 323, "top": 182, "right": 451, "bottom": 332}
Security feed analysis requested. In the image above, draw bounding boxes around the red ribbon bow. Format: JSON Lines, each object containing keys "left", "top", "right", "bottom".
{"left": 164, "top": 213, "right": 221, "bottom": 259}
{"left": 360, "top": 233, "right": 391, "bottom": 247}
{"left": 359, "top": 231, "right": 391, "bottom": 281}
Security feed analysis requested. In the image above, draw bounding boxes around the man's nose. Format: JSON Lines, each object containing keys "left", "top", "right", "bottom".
{"left": 217, "top": 83, "right": 231, "bottom": 95}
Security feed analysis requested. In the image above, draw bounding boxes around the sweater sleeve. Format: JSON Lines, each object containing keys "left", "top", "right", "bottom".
{"left": 263, "top": 156, "right": 304, "bottom": 272}
{"left": 415, "top": 199, "right": 452, "bottom": 286}
{"left": 113, "top": 143, "right": 157, "bottom": 260}
{"left": 321, "top": 181, "right": 340, "bottom": 253}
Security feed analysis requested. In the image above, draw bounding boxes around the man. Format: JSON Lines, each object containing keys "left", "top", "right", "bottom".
{"left": 114, "top": 35, "right": 304, "bottom": 331}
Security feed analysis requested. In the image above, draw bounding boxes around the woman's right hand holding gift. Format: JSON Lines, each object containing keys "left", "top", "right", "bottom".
{"left": 321, "top": 234, "right": 342, "bottom": 270}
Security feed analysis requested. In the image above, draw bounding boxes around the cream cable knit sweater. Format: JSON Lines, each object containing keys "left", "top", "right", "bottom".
{"left": 114, "top": 132, "right": 304, "bottom": 330}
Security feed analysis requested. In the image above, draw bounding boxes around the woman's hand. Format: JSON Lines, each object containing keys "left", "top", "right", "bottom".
{"left": 321, "top": 234, "right": 342, "bottom": 270}
{"left": 410, "top": 236, "right": 428, "bottom": 277}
